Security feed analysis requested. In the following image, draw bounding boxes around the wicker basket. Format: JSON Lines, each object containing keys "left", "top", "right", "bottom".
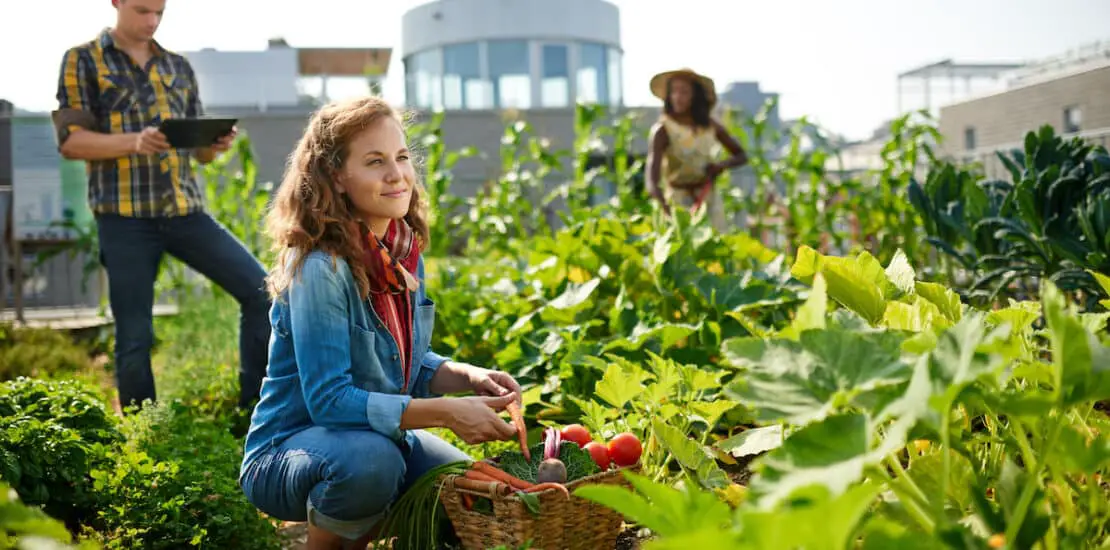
{"left": 438, "top": 465, "right": 634, "bottom": 550}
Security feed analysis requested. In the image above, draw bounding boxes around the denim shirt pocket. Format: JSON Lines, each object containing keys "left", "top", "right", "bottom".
{"left": 348, "top": 323, "right": 381, "bottom": 389}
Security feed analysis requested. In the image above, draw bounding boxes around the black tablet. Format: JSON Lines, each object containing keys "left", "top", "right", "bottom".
{"left": 159, "top": 117, "right": 238, "bottom": 149}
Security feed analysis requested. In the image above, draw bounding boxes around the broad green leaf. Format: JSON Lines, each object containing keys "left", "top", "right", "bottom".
{"left": 906, "top": 450, "right": 976, "bottom": 512}
{"left": 884, "top": 249, "right": 917, "bottom": 297}
{"left": 747, "top": 413, "right": 902, "bottom": 509}
{"left": 914, "top": 281, "right": 963, "bottom": 322}
{"left": 821, "top": 258, "right": 888, "bottom": 325}
{"left": 574, "top": 471, "right": 731, "bottom": 538}
{"left": 778, "top": 273, "right": 827, "bottom": 340}
{"left": 593, "top": 362, "right": 650, "bottom": 410}
{"left": 546, "top": 277, "right": 601, "bottom": 310}
{"left": 689, "top": 400, "right": 739, "bottom": 429}
{"left": 860, "top": 518, "right": 949, "bottom": 549}
{"left": 652, "top": 419, "right": 730, "bottom": 489}
{"left": 881, "top": 296, "right": 949, "bottom": 333}
{"left": 716, "top": 424, "right": 785, "bottom": 458}
{"left": 925, "top": 311, "right": 1010, "bottom": 413}
{"left": 723, "top": 328, "right": 910, "bottom": 426}
{"left": 737, "top": 481, "right": 883, "bottom": 550}
{"left": 601, "top": 322, "right": 699, "bottom": 353}
{"left": 1046, "top": 422, "right": 1110, "bottom": 474}
{"left": 1088, "top": 269, "right": 1110, "bottom": 309}
{"left": 1042, "top": 281, "right": 1110, "bottom": 405}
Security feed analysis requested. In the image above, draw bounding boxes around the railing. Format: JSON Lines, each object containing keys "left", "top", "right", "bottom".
{"left": 956, "top": 126, "right": 1110, "bottom": 180}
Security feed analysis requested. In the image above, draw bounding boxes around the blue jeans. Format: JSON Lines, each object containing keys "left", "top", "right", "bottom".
{"left": 95, "top": 212, "right": 271, "bottom": 409}
{"left": 239, "top": 428, "right": 470, "bottom": 540}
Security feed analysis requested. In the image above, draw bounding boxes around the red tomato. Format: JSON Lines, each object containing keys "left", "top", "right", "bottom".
{"left": 583, "top": 442, "right": 611, "bottom": 470}
{"left": 607, "top": 432, "right": 642, "bottom": 467}
{"left": 559, "top": 424, "right": 592, "bottom": 448}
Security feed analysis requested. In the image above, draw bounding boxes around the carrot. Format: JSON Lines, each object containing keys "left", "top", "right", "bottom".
{"left": 505, "top": 400, "right": 530, "bottom": 461}
{"left": 520, "top": 483, "right": 570, "bottom": 498}
{"left": 472, "top": 461, "right": 534, "bottom": 490}
{"left": 463, "top": 469, "right": 500, "bottom": 483}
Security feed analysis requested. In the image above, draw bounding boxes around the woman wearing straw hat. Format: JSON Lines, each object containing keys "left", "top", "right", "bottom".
{"left": 646, "top": 68, "right": 748, "bottom": 231}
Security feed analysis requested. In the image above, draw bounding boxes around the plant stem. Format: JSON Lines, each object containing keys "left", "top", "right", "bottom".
{"left": 869, "top": 464, "right": 935, "bottom": 535}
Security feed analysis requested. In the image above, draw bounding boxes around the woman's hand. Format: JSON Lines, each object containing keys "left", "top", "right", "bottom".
{"left": 467, "top": 367, "right": 523, "bottom": 402}
{"left": 447, "top": 393, "right": 519, "bottom": 444}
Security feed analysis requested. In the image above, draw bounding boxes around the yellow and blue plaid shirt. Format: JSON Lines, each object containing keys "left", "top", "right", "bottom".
{"left": 54, "top": 28, "right": 205, "bottom": 218}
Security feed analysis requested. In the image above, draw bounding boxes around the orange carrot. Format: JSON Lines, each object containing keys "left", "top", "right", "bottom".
{"left": 521, "top": 483, "right": 570, "bottom": 498}
{"left": 505, "top": 400, "right": 530, "bottom": 460}
{"left": 464, "top": 469, "right": 500, "bottom": 483}
{"left": 472, "top": 461, "right": 534, "bottom": 490}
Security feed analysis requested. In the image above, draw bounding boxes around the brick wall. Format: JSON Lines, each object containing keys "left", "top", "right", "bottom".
{"left": 938, "top": 64, "right": 1110, "bottom": 154}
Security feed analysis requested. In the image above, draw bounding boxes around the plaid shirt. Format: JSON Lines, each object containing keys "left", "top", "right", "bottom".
{"left": 54, "top": 28, "right": 206, "bottom": 218}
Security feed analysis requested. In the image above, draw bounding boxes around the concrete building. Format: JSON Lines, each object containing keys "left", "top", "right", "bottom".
{"left": 397, "top": 0, "right": 635, "bottom": 199}
{"left": 938, "top": 39, "right": 1110, "bottom": 162}
{"left": 184, "top": 38, "right": 392, "bottom": 112}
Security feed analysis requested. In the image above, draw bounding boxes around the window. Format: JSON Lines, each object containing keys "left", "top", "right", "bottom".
{"left": 443, "top": 43, "right": 490, "bottom": 110}
{"left": 404, "top": 49, "right": 442, "bottom": 110}
{"left": 541, "top": 44, "right": 570, "bottom": 108}
{"left": 1064, "top": 105, "right": 1082, "bottom": 133}
{"left": 488, "top": 40, "right": 531, "bottom": 109}
{"left": 607, "top": 48, "right": 623, "bottom": 107}
{"left": 964, "top": 127, "right": 976, "bottom": 151}
{"left": 576, "top": 42, "right": 608, "bottom": 105}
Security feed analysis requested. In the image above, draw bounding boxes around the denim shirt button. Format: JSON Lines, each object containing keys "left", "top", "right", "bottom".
{"left": 392, "top": 354, "right": 399, "bottom": 361}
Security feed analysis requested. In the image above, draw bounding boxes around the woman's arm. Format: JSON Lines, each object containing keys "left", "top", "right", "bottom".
{"left": 710, "top": 119, "right": 749, "bottom": 174}
{"left": 645, "top": 122, "right": 671, "bottom": 211}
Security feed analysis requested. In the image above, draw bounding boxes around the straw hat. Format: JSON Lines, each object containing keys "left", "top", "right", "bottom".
{"left": 649, "top": 68, "right": 717, "bottom": 107}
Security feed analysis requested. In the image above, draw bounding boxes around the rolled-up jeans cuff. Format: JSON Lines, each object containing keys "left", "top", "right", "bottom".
{"left": 306, "top": 497, "right": 383, "bottom": 541}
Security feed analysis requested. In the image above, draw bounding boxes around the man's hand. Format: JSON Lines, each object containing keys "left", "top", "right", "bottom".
{"left": 211, "top": 126, "right": 238, "bottom": 153}
{"left": 134, "top": 127, "right": 170, "bottom": 155}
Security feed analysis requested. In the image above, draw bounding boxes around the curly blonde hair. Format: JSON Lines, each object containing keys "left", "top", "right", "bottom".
{"left": 264, "top": 96, "right": 429, "bottom": 300}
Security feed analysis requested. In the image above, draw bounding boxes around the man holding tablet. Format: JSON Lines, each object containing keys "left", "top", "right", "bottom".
{"left": 51, "top": 0, "right": 270, "bottom": 416}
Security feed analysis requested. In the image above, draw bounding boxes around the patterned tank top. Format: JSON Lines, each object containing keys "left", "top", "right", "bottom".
{"left": 660, "top": 115, "right": 721, "bottom": 187}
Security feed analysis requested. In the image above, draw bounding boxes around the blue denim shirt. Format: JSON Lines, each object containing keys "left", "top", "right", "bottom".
{"left": 240, "top": 249, "right": 449, "bottom": 470}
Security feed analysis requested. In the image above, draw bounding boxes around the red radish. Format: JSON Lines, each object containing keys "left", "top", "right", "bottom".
{"left": 583, "top": 441, "right": 610, "bottom": 470}
{"left": 543, "top": 427, "right": 562, "bottom": 460}
{"left": 559, "top": 424, "right": 592, "bottom": 448}
{"left": 607, "top": 432, "right": 642, "bottom": 467}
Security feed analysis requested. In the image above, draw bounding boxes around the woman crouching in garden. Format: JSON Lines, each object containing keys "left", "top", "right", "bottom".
{"left": 645, "top": 67, "right": 749, "bottom": 232}
{"left": 238, "top": 96, "right": 523, "bottom": 550}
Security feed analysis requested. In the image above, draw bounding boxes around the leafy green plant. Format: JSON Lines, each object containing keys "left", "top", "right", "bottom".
{"left": 0, "top": 482, "right": 100, "bottom": 550}
{"left": 911, "top": 125, "right": 1110, "bottom": 308}
{"left": 0, "top": 325, "right": 93, "bottom": 382}
{"left": 88, "top": 401, "right": 281, "bottom": 550}
{"left": 0, "top": 377, "right": 121, "bottom": 530}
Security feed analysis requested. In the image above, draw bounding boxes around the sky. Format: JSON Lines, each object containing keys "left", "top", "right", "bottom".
{"left": 2, "top": 0, "right": 1108, "bottom": 141}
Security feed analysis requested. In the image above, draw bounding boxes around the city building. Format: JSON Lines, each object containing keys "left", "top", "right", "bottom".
{"left": 397, "top": 0, "right": 641, "bottom": 200}
{"left": 938, "top": 39, "right": 1110, "bottom": 165}
{"left": 181, "top": 39, "right": 394, "bottom": 186}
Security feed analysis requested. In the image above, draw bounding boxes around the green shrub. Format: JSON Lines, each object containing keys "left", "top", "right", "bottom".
{"left": 88, "top": 402, "right": 280, "bottom": 550}
{"left": 0, "top": 378, "right": 121, "bottom": 529}
{"left": 0, "top": 481, "right": 100, "bottom": 550}
{"left": 0, "top": 325, "right": 92, "bottom": 382}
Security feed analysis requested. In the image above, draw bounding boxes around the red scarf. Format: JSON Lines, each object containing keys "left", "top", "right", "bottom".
{"left": 357, "top": 219, "right": 422, "bottom": 392}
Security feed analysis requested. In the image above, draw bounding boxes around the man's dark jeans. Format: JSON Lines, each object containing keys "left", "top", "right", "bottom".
{"left": 96, "top": 212, "right": 271, "bottom": 410}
